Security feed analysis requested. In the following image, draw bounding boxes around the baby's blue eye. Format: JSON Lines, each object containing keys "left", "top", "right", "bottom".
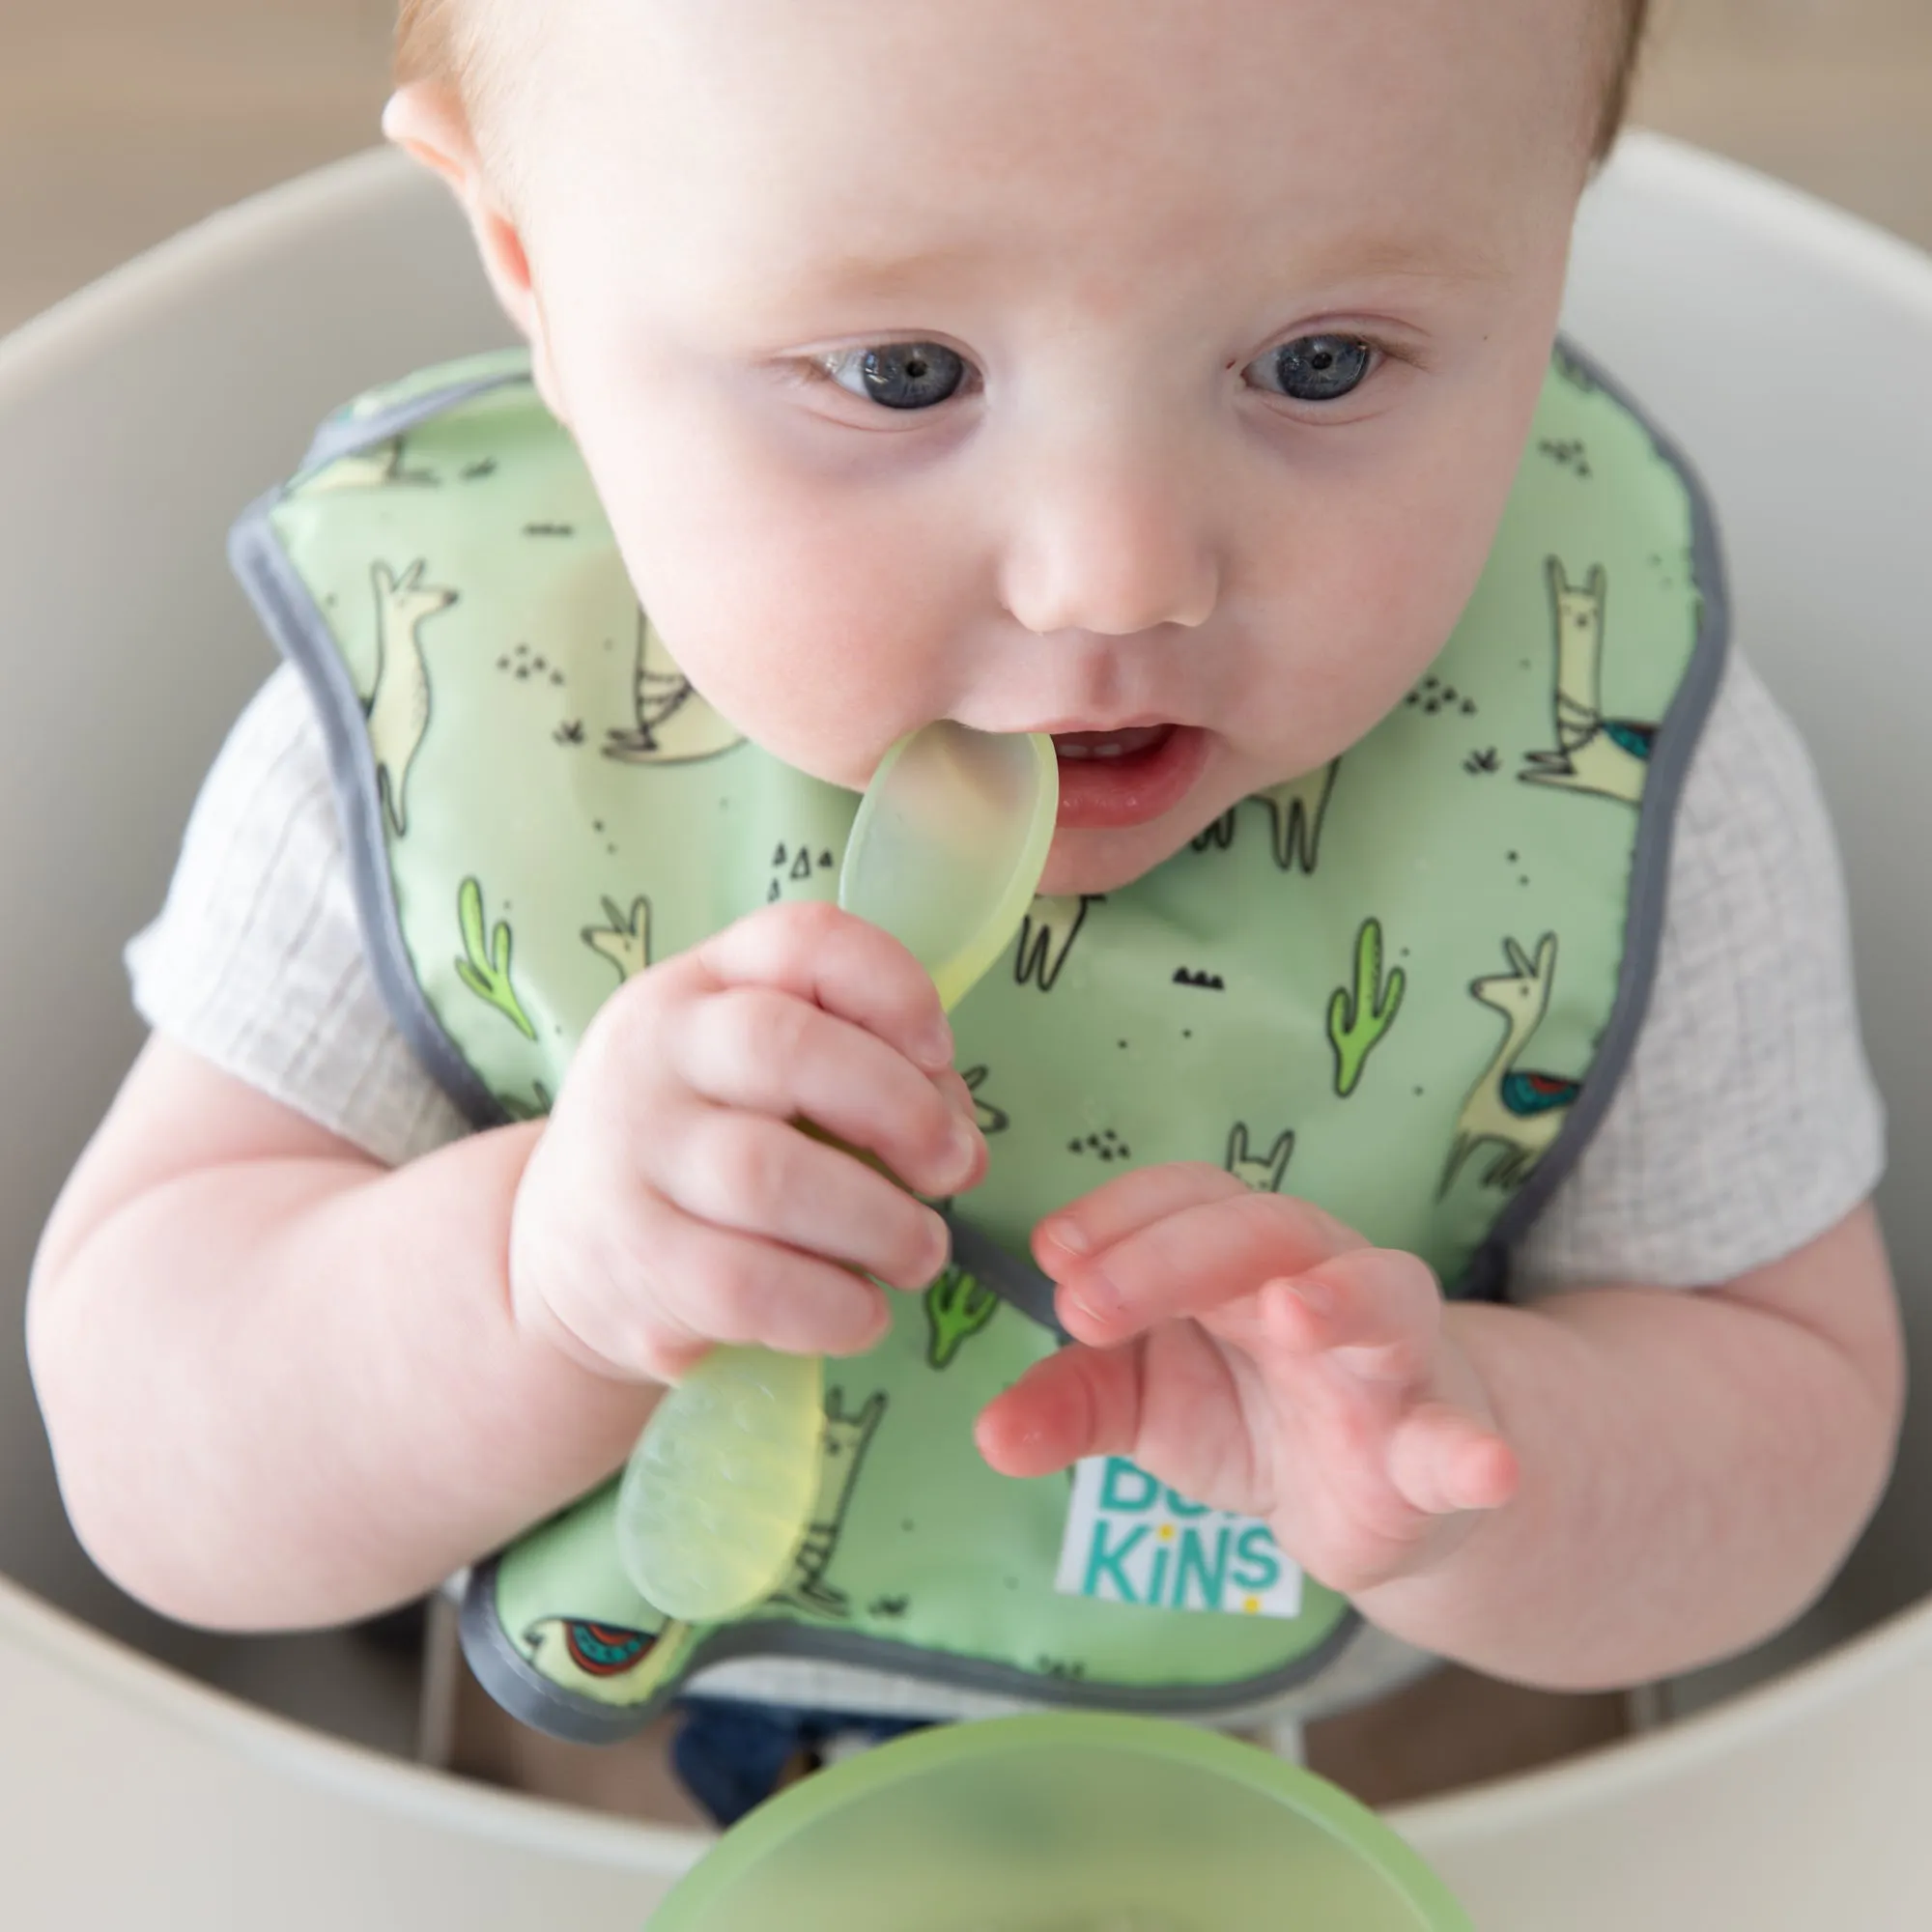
{"left": 1248, "top": 334, "right": 1376, "bottom": 404}
{"left": 823, "top": 342, "right": 968, "bottom": 410}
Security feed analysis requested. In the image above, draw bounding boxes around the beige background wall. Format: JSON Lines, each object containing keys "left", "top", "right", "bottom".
{"left": 2, "top": 0, "right": 1930, "bottom": 339}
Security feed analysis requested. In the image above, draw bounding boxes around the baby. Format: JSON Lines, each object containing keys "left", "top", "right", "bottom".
{"left": 28, "top": 0, "right": 1903, "bottom": 1817}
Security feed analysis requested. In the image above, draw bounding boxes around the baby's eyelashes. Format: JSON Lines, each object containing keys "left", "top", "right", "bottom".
{"left": 796, "top": 327, "right": 1395, "bottom": 425}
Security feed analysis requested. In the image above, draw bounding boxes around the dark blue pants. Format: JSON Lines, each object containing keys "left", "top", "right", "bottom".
{"left": 671, "top": 1696, "right": 928, "bottom": 1827}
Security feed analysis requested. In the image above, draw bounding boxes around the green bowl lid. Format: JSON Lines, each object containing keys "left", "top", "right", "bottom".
{"left": 649, "top": 1712, "right": 1473, "bottom": 1931}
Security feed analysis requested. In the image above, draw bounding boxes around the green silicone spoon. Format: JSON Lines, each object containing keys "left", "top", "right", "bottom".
{"left": 615, "top": 724, "right": 1060, "bottom": 1623}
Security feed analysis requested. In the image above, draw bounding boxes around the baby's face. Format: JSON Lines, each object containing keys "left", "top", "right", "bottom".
{"left": 494, "top": 0, "right": 1604, "bottom": 893}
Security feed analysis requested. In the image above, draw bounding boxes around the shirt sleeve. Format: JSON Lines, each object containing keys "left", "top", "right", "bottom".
{"left": 125, "top": 665, "right": 471, "bottom": 1168}
{"left": 1511, "top": 646, "right": 1887, "bottom": 1295}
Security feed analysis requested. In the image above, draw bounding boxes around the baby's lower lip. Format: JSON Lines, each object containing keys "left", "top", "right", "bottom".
{"left": 1050, "top": 724, "right": 1208, "bottom": 830}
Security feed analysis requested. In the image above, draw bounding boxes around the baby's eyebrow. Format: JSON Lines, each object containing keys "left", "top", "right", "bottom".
{"left": 756, "top": 226, "right": 1508, "bottom": 327}
{"left": 1297, "top": 227, "right": 1513, "bottom": 289}
{"left": 776, "top": 242, "right": 987, "bottom": 303}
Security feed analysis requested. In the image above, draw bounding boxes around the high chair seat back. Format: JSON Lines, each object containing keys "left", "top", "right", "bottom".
{"left": 0, "top": 130, "right": 1928, "bottom": 1930}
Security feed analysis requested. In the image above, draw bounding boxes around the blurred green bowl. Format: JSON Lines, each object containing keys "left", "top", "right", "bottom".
{"left": 648, "top": 1712, "right": 1472, "bottom": 1931}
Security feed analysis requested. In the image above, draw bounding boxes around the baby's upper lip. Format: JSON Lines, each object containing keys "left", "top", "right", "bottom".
{"left": 975, "top": 713, "right": 1186, "bottom": 737}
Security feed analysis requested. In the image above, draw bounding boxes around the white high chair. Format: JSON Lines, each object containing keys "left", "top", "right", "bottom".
{"left": 0, "top": 132, "right": 1929, "bottom": 1927}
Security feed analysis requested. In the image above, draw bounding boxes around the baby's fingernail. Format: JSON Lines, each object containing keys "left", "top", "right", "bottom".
{"left": 915, "top": 1016, "right": 955, "bottom": 1071}
{"left": 942, "top": 1113, "right": 981, "bottom": 1186}
{"left": 1066, "top": 1268, "right": 1122, "bottom": 1327}
{"left": 1043, "top": 1217, "right": 1092, "bottom": 1257}
{"left": 921, "top": 1213, "right": 952, "bottom": 1281}
{"left": 1288, "top": 1277, "right": 1332, "bottom": 1320}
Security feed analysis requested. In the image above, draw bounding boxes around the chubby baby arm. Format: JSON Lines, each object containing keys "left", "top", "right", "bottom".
{"left": 30, "top": 1047, "right": 599, "bottom": 1630}
{"left": 28, "top": 901, "right": 981, "bottom": 1632}
{"left": 978, "top": 1165, "right": 1902, "bottom": 1690}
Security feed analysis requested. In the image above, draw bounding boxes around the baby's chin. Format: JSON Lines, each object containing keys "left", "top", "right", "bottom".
{"left": 1037, "top": 820, "right": 1208, "bottom": 897}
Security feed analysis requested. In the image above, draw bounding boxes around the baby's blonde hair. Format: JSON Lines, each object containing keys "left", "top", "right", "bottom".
{"left": 396, "top": 0, "right": 1653, "bottom": 163}
{"left": 395, "top": 0, "right": 460, "bottom": 93}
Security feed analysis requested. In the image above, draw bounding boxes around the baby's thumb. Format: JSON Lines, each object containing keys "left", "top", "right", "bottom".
{"left": 1387, "top": 1404, "right": 1519, "bottom": 1515}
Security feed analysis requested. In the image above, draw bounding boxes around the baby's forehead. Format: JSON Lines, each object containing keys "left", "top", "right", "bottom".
{"left": 493, "top": 0, "right": 1612, "bottom": 216}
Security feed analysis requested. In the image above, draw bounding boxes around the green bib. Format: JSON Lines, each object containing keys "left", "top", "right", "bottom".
{"left": 231, "top": 342, "right": 1724, "bottom": 1742}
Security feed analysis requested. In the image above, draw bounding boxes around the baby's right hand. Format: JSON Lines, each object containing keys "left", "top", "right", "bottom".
{"left": 508, "top": 900, "right": 985, "bottom": 1382}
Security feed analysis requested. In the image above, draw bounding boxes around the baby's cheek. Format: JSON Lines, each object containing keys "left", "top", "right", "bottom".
{"left": 696, "top": 638, "right": 915, "bottom": 787}
{"left": 638, "top": 574, "right": 921, "bottom": 785}
{"left": 599, "top": 475, "right": 966, "bottom": 784}
{"left": 594, "top": 524, "right": 928, "bottom": 788}
{"left": 560, "top": 381, "right": 936, "bottom": 783}
{"left": 1251, "top": 473, "right": 1508, "bottom": 750}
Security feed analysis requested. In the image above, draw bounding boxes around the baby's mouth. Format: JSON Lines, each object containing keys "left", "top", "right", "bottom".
{"left": 1047, "top": 723, "right": 1208, "bottom": 831}
{"left": 1051, "top": 724, "right": 1176, "bottom": 763}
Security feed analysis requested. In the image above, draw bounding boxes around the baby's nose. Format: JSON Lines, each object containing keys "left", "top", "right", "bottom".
{"left": 999, "top": 445, "right": 1219, "bottom": 639}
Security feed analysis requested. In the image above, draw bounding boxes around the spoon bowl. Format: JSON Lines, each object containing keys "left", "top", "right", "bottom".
{"left": 839, "top": 723, "right": 1061, "bottom": 1012}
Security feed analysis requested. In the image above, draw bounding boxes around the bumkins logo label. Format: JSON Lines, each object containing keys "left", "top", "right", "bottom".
{"left": 1054, "top": 1458, "right": 1303, "bottom": 1619}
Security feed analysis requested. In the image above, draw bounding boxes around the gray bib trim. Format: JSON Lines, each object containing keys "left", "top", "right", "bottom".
{"left": 457, "top": 1553, "right": 1363, "bottom": 1746}
{"left": 1461, "top": 343, "right": 1730, "bottom": 1301}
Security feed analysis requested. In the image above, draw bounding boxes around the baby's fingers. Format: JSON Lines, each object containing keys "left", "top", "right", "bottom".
{"left": 698, "top": 901, "right": 955, "bottom": 1074}
{"left": 674, "top": 988, "right": 981, "bottom": 1201}
{"left": 1385, "top": 1404, "right": 1520, "bottom": 1516}
{"left": 974, "top": 1346, "right": 1142, "bottom": 1479}
{"left": 1051, "top": 1188, "right": 1367, "bottom": 1347}
{"left": 658, "top": 1106, "right": 951, "bottom": 1292}
{"left": 1264, "top": 1246, "right": 1443, "bottom": 1385}
{"left": 1033, "top": 1163, "right": 1249, "bottom": 1275}
{"left": 526, "top": 1187, "right": 894, "bottom": 1383}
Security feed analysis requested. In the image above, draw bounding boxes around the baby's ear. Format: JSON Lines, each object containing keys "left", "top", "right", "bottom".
{"left": 383, "top": 84, "right": 562, "bottom": 412}
{"left": 382, "top": 82, "right": 476, "bottom": 197}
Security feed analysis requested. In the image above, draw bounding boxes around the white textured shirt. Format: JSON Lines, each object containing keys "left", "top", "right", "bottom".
{"left": 125, "top": 647, "right": 1885, "bottom": 1719}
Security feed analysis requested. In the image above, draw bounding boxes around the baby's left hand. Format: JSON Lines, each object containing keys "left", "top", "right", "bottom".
{"left": 976, "top": 1164, "right": 1520, "bottom": 1596}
